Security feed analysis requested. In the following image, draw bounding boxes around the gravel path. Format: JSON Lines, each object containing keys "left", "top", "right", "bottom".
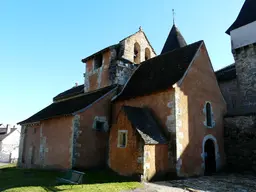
{"left": 124, "top": 174, "right": 256, "bottom": 192}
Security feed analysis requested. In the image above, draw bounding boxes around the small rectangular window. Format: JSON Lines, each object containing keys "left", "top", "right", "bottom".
{"left": 34, "top": 128, "right": 37, "bottom": 134}
{"left": 118, "top": 130, "right": 127, "bottom": 148}
{"left": 95, "top": 121, "right": 104, "bottom": 131}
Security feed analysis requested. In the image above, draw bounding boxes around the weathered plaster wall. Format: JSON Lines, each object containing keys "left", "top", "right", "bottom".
{"left": 74, "top": 89, "right": 116, "bottom": 169}
{"left": 143, "top": 144, "right": 169, "bottom": 181}
{"left": 224, "top": 115, "right": 256, "bottom": 172}
{"left": 175, "top": 44, "right": 226, "bottom": 177}
{"left": 113, "top": 89, "right": 176, "bottom": 171}
{"left": 20, "top": 116, "right": 73, "bottom": 169}
{"left": 19, "top": 124, "right": 40, "bottom": 168}
{"left": 218, "top": 79, "right": 238, "bottom": 112}
{"left": 84, "top": 50, "right": 112, "bottom": 92}
{"left": 121, "top": 31, "right": 156, "bottom": 64}
{"left": 109, "top": 110, "right": 143, "bottom": 176}
{"left": 233, "top": 45, "right": 256, "bottom": 110}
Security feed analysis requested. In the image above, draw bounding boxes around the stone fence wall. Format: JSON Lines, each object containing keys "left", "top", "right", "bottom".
{"left": 224, "top": 115, "right": 256, "bottom": 172}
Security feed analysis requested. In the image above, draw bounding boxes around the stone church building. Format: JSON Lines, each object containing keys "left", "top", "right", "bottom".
{"left": 216, "top": 0, "right": 256, "bottom": 172}
{"left": 18, "top": 0, "right": 255, "bottom": 181}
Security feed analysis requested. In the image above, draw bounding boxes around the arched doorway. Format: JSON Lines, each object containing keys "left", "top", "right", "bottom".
{"left": 204, "top": 139, "right": 216, "bottom": 175}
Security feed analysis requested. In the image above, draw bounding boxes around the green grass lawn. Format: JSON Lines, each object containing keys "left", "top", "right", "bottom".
{"left": 0, "top": 164, "right": 142, "bottom": 192}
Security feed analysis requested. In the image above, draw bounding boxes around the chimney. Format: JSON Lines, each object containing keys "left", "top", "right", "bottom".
{"left": 6, "top": 124, "right": 11, "bottom": 134}
{"left": 75, "top": 83, "right": 78, "bottom": 87}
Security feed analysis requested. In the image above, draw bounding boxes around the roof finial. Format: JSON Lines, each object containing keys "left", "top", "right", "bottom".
{"left": 139, "top": 26, "right": 142, "bottom": 31}
{"left": 172, "top": 9, "right": 175, "bottom": 25}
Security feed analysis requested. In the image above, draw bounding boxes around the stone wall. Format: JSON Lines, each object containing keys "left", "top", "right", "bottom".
{"left": 218, "top": 79, "right": 238, "bottom": 112}
{"left": 115, "top": 60, "right": 137, "bottom": 85}
{"left": 224, "top": 115, "right": 256, "bottom": 172}
{"left": 121, "top": 30, "right": 156, "bottom": 63}
{"left": 233, "top": 44, "right": 256, "bottom": 110}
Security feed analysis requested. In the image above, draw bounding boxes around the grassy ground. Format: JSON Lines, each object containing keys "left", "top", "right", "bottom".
{"left": 0, "top": 164, "right": 142, "bottom": 192}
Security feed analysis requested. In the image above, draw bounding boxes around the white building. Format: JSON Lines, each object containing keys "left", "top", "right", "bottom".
{"left": 0, "top": 124, "right": 21, "bottom": 163}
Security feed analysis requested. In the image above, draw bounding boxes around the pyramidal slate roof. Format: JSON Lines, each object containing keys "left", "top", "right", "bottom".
{"left": 226, "top": 0, "right": 256, "bottom": 34}
{"left": 115, "top": 40, "right": 203, "bottom": 100}
{"left": 123, "top": 106, "right": 167, "bottom": 144}
{"left": 161, "top": 24, "right": 187, "bottom": 54}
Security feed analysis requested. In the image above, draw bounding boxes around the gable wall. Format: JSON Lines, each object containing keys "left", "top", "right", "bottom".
{"left": 109, "top": 110, "right": 143, "bottom": 176}
{"left": 73, "top": 89, "right": 116, "bottom": 169}
{"left": 1, "top": 130, "right": 20, "bottom": 156}
{"left": 122, "top": 31, "right": 156, "bottom": 63}
{"left": 175, "top": 43, "right": 227, "bottom": 177}
{"left": 20, "top": 116, "right": 73, "bottom": 169}
{"left": 113, "top": 89, "right": 176, "bottom": 172}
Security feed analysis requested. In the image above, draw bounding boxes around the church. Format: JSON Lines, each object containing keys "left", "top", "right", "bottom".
{"left": 18, "top": 0, "right": 255, "bottom": 181}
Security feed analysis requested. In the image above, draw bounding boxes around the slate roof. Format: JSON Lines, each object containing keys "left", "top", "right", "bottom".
{"left": 115, "top": 40, "right": 203, "bottom": 100}
{"left": 226, "top": 0, "right": 256, "bottom": 34}
{"left": 18, "top": 85, "right": 117, "bottom": 125}
{"left": 82, "top": 29, "right": 157, "bottom": 63}
{"left": 123, "top": 106, "right": 167, "bottom": 144}
{"left": 82, "top": 44, "right": 118, "bottom": 63}
{"left": 161, "top": 25, "right": 187, "bottom": 54}
{"left": 53, "top": 84, "right": 84, "bottom": 102}
{"left": 215, "top": 64, "right": 236, "bottom": 82}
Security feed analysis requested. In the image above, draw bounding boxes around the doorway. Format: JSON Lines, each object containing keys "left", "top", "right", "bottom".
{"left": 204, "top": 139, "right": 216, "bottom": 175}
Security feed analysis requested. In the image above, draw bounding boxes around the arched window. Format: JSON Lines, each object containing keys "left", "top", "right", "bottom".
{"left": 134, "top": 42, "right": 141, "bottom": 64}
{"left": 206, "top": 102, "right": 212, "bottom": 127}
{"left": 145, "top": 48, "right": 151, "bottom": 61}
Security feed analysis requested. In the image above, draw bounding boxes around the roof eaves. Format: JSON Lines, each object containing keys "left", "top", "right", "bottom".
{"left": 176, "top": 41, "right": 203, "bottom": 87}
{"left": 215, "top": 63, "right": 235, "bottom": 73}
{"left": 72, "top": 85, "right": 118, "bottom": 115}
{"left": 81, "top": 44, "right": 118, "bottom": 63}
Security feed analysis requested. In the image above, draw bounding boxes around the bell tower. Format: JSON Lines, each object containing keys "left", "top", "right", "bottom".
{"left": 226, "top": 0, "right": 256, "bottom": 110}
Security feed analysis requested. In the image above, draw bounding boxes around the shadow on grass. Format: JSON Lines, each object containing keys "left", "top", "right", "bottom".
{"left": 0, "top": 166, "right": 138, "bottom": 191}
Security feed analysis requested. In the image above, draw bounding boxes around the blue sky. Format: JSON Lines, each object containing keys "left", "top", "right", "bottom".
{"left": 0, "top": 0, "right": 244, "bottom": 125}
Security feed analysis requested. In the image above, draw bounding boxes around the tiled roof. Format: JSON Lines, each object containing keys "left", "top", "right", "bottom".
{"left": 161, "top": 24, "right": 187, "bottom": 54}
{"left": 18, "top": 85, "right": 117, "bottom": 125}
{"left": 123, "top": 106, "right": 167, "bottom": 144}
{"left": 53, "top": 84, "right": 84, "bottom": 102}
{"left": 226, "top": 0, "right": 256, "bottom": 34}
{"left": 215, "top": 64, "right": 236, "bottom": 82}
{"left": 115, "top": 40, "right": 203, "bottom": 100}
